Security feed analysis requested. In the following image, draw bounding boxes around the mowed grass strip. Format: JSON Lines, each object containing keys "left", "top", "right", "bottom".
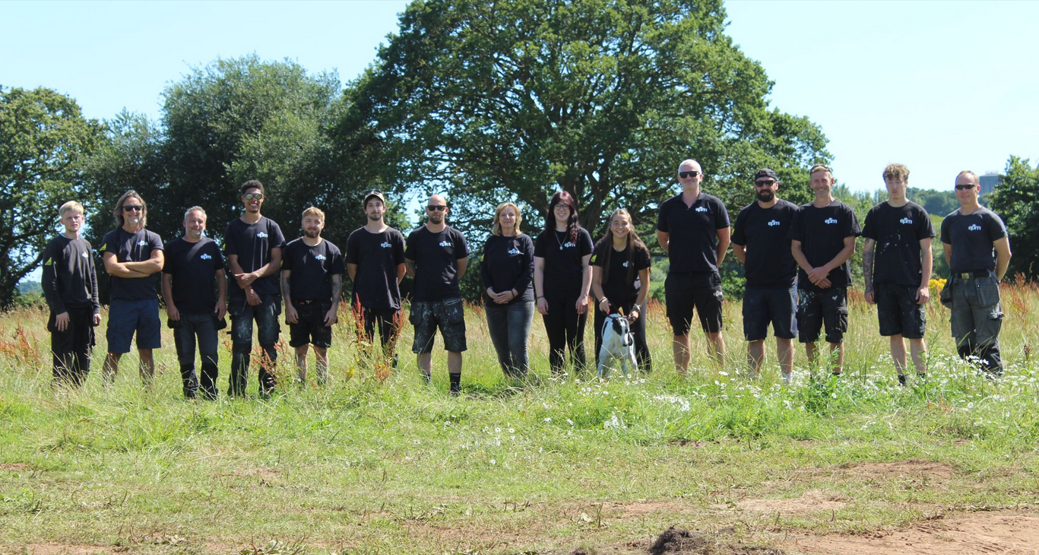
{"left": 1, "top": 287, "right": 1038, "bottom": 554}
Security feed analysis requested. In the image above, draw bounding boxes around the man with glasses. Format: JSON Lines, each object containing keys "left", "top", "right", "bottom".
{"left": 162, "top": 206, "right": 227, "bottom": 399}
{"left": 405, "top": 194, "right": 469, "bottom": 395}
{"left": 862, "top": 164, "right": 934, "bottom": 386}
{"left": 657, "top": 159, "right": 731, "bottom": 373}
{"left": 224, "top": 180, "right": 286, "bottom": 397}
{"left": 940, "top": 170, "right": 1012, "bottom": 378}
{"left": 346, "top": 191, "right": 406, "bottom": 364}
{"left": 731, "top": 169, "right": 799, "bottom": 383}
{"left": 100, "top": 190, "right": 164, "bottom": 386}
{"left": 789, "top": 164, "right": 860, "bottom": 376}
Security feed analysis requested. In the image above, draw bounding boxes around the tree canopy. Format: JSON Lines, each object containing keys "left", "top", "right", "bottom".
{"left": 990, "top": 156, "right": 1039, "bottom": 281}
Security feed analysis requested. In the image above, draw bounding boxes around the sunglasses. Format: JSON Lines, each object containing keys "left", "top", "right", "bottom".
{"left": 122, "top": 205, "right": 143, "bottom": 212}
{"left": 955, "top": 184, "right": 976, "bottom": 191}
{"left": 754, "top": 180, "right": 776, "bottom": 187}
{"left": 427, "top": 205, "right": 447, "bottom": 212}
{"left": 678, "top": 171, "right": 701, "bottom": 179}
{"left": 243, "top": 193, "right": 264, "bottom": 201}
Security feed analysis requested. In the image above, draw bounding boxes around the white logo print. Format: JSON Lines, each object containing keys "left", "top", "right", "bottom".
{"left": 622, "top": 261, "right": 629, "bottom": 268}
{"left": 507, "top": 248, "right": 521, "bottom": 255}
{"left": 767, "top": 220, "right": 781, "bottom": 227}
{"left": 900, "top": 217, "right": 913, "bottom": 225}
{"left": 695, "top": 207, "right": 709, "bottom": 213}
{"left": 315, "top": 254, "right": 327, "bottom": 260}
{"left": 80, "top": 252, "right": 89, "bottom": 258}
{"left": 200, "top": 254, "right": 212, "bottom": 260}
{"left": 380, "top": 242, "right": 391, "bottom": 248}
{"left": 563, "top": 241, "right": 576, "bottom": 248}
{"left": 824, "top": 218, "right": 838, "bottom": 225}
{"left": 257, "top": 232, "right": 269, "bottom": 238}
{"left": 439, "top": 241, "right": 452, "bottom": 248}
{"left": 968, "top": 224, "right": 982, "bottom": 232}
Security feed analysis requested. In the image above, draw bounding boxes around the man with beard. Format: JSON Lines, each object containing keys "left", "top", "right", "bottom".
{"left": 731, "top": 169, "right": 800, "bottom": 383}
{"left": 42, "top": 201, "right": 101, "bottom": 387}
{"left": 346, "top": 190, "right": 406, "bottom": 363}
{"left": 161, "top": 206, "right": 227, "bottom": 399}
{"left": 281, "top": 207, "right": 345, "bottom": 386}
{"left": 100, "top": 190, "right": 165, "bottom": 386}
{"left": 224, "top": 180, "right": 286, "bottom": 397}
{"left": 405, "top": 194, "right": 469, "bottom": 395}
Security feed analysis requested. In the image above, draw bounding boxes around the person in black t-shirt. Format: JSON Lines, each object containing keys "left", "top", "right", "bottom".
{"left": 224, "top": 180, "right": 286, "bottom": 398}
{"left": 346, "top": 191, "right": 406, "bottom": 364}
{"left": 161, "top": 206, "right": 227, "bottom": 399}
{"left": 480, "top": 202, "right": 536, "bottom": 379}
{"left": 656, "top": 159, "right": 730, "bottom": 373}
{"left": 281, "top": 207, "right": 345, "bottom": 386}
{"left": 42, "top": 201, "right": 101, "bottom": 387}
{"left": 534, "top": 191, "right": 593, "bottom": 375}
{"left": 591, "top": 209, "right": 651, "bottom": 373}
{"left": 100, "top": 190, "right": 164, "bottom": 386}
{"left": 405, "top": 194, "right": 469, "bottom": 394}
{"left": 862, "top": 164, "right": 935, "bottom": 385}
{"left": 789, "top": 165, "right": 860, "bottom": 376}
{"left": 941, "top": 170, "right": 1012, "bottom": 377}
{"left": 731, "top": 169, "right": 799, "bottom": 383}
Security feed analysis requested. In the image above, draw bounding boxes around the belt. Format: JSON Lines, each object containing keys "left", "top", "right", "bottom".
{"left": 955, "top": 269, "right": 993, "bottom": 280}
{"left": 294, "top": 299, "right": 320, "bottom": 305}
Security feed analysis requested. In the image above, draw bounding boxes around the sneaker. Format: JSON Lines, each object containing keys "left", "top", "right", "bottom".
{"left": 898, "top": 374, "right": 907, "bottom": 387}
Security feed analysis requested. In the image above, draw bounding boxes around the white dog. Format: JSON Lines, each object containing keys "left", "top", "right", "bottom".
{"left": 597, "top": 312, "right": 637, "bottom": 378}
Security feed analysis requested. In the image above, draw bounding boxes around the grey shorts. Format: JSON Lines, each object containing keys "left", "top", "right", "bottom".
{"left": 410, "top": 298, "right": 467, "bottom": 353}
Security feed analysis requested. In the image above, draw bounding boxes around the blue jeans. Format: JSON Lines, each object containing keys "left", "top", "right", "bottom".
{"left": 485, "top": 301, "right": 534, "bottom": 378}
{"left": 229, "top": 294, "right": 281, "bottom": 396}
{"left": 172, "top": 313, "right": 219, "bottom": 399}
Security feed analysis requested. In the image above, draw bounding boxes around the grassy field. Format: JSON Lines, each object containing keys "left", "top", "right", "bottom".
{"left": 2, "top": 285, "right": 1039, "bottom": 555}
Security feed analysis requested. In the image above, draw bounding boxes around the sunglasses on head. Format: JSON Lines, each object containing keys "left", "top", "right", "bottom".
{"left": 679, "top": 170, "right": 701, "bottom": 179}
{"left": 122, "top": 205, "right": 143, "bottom": 212}
{"left": 427, "top": 205, "right": 447, "bottom": 212}
{"left": 243, "top": 193, "right": 264, "bottom": 201}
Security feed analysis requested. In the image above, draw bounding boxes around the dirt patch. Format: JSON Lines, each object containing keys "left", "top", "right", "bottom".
{"left": 839, "top": 460, "right": 953, "bottom": 481}
{"left": 616, "top": 501, "right": 687, "bottom": 516}
{"left": 648, "top": 527, "right": 784, "bottom": 554}
{"left": 4, "top": 544, "right": 113, "bottom": 555}
{"left": 786, "top": 513, "right": 1039, "bottom": 555}
{"left": 0, "top": 462, "right": 32, "bottom": 471}
{"left": 736, "top": 490, "right": 846, "bottom": 515}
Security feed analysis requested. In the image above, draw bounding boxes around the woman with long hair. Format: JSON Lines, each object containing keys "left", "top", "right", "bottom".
{"left": 591, "top": 209, "right": 652, "bottom": 372}
{"left": 480, "top": 202, "right": 536, "bottom": 378}
{"left": 533, "top": 191, "right": 593, "bottom": 374}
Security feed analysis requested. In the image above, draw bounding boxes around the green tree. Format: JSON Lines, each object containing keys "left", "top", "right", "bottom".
{"left": 343, "top": 0, "right": 829, "bottom": 241}
{"left": 990, "top": 156, "right": 1039, "bottom": 281}
{"left": 0, "top": 86, "right": 102, "bottom": 309}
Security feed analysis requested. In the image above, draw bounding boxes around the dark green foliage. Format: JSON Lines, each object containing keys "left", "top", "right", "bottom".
{"left": 989, "top": 156, "right": 1039, "bottom": 281}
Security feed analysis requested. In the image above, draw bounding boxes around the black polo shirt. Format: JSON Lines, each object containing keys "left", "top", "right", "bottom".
{"left": 940, "top": 207, "right": 1007, "bottom": 274}
{"left": 656, "top": 192, "right": 730, "bottom": 274}
{"left": 731, "top": 199, "right": 799, "bottom": 288}
{"left": 862, "top": 201, "right": 934, "bottom": 286}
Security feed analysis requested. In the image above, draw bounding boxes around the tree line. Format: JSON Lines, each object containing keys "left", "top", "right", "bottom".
{"left": 3, "top": 0, "right": 1036, "bottom": 309}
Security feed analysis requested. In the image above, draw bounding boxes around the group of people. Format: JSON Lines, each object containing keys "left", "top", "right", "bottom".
{"left": 40, "top": 159, "right": 1012, "bottom": 398}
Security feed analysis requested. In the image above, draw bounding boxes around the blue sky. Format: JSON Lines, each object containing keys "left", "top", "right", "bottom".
{"left": 3, "top": 0, "right": 1037, "bottom": 196}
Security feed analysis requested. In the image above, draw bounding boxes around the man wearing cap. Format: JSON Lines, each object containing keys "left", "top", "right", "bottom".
{"left": 281, "top": 206, "right": 345, "bottom": 386}
{"left": 346, "top": 191, "right": 406, "bottom": 363}
{"left": 657, "top": 159, "right": 731, "bottom": 373}
{"left": 862, "top": 164, "right": 934, "bottom": 385}
{"left": 940, "top": 170, "right": 1011, "bottom": 377}
{"left": 405, "top": 194, "right": 469, "bottom": 394}
{"left": 731, "top": 169, "right": 799, "bottom": 383}
{"left": 789, "top": 164, "right": 860, "bottom": 376}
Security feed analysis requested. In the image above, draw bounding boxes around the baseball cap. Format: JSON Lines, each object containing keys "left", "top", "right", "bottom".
{"left": 363, "top": 190, "right": 386, "bottom": 207}
{"left": 753, "top": 168, "right": 778, "bottom": 181}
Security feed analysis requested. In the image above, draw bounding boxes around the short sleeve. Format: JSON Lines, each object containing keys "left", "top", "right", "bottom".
{"left": 330, "top": 245, "right": 346, "bottom": 274}
{"left": 454, "top": 229, "right": 469, "bottom": 259}
{"left": 714, "top": 199, "right": 730, "bottom": 229}
{"left": 636, "top": 245, "right": 651, "bottom": 270}
{"left": 223, "top": 222, "right": 239, "bottom": 256}
{"left": 404, "top": 231, "right": 417, "bottom": 261}
{"left": 533, "top": 232, "right": 547, "bottom": 257}
{"left": 731, "top": 209, "right": 747, "bottom": 246}
{"left": 578, "top": 228, "right": 593, "bottom": 256}
{"left": 393, "top": 231, "right": 406, "bottom": 264}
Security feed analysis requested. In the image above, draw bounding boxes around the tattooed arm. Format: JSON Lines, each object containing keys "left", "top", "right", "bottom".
{"left": 862, "top": 238, "right": 876, "bottom": 304}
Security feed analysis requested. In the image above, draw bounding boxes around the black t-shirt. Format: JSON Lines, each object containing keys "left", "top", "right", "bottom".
{"left": 404, "top": 226, "right": 468, "bottom": 302}
{"left": 282, "top": 238, "right": 346, "bottom": 302}
{"left": 41, "top": 235, "right": 99, "bottom": 314}
{"left": 591, "top": 242, "right": 651, "bottom": 304}
{"left": 100, "top": 227, "right": 164, "bottom": 301}
{"left": 788, "top": 200, "right": 860, "bottom": 289}
{"left": 162, "top": 237, "right": 225, "bottom": 314}
{"left": 223, "top": 216, "right": 286, "bottom": 297}
{"left": 940, "top": 207, "right": 1008, "bottom": 273}
{"left": 656, "top": 192, "right": 730, "bottom": 274}
{"left": 731, "top": 199, "right": 799, "bottom": 288}
{"left": 480, "top": 233, "right": 535, "bottom": 304}
{"left": 533, "top": 227, "right": 594, "bottom": 298}
{"left": 862, "top": 201, "right": 935, "bottom": 286}
{"left": 345, "top": 227, "right": 406, "bottom": 310}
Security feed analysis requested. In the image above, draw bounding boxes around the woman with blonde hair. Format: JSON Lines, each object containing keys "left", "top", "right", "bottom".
{"left": 480, "top": 202, "right": 536, "bottom": 378}
{"left": 591, "top": 209, "right": 652, "bottom": 372}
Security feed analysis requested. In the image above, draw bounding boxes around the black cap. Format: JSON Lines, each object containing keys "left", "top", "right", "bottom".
{"left": 753, "top": 168, "right": 778, "bottom": 181}
{"left": 363, "top": 190, "right": 386, "bottom": 207}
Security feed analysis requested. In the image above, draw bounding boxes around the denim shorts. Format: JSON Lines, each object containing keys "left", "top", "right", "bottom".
{"left": 742, "top": 285, "right": 797, "bottom": 341}
{"left": 410, "top": 298, "right": 467, "bottom": 353}
{"left": 107, "top": 298, "right": 162, "bottom": 353}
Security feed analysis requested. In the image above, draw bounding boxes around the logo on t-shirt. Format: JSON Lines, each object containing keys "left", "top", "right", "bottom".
{"left": 380, "top": 242, "right": 392, "bottom": 248}
{"left": 900, "top": 217, "right": 913, "bottom": 225}
{"left": 622, "top": 261, "right": 629, "bottom": 268}
{"left": 968, "top": 224, "right": 982, "bottom": 232}
{"left": 315, "top": 254, "right": 327, "bottom": 260}
{"left": 80, "top": 252, "right": 89, "bottom": 258}
{"left": 200, "top": 254, "right": 212, "bottom": 260}
{"left": 695, "top": 207, "right": 709, "bottom": 213}
{"left": 439, "top": 240, "right": 452, "bottom": 248}
{"left": 824, "top": 218, "right": 838, "bottom": 225}
{"left": 767, "top": 220, "right": 781, "bottom": 227}
{"left": 257, "top": 232, "right": 269, "bottom": 238}
{"left": 507, "top": 248, "right": 521, "bottom": 255}
{"left": 137, "top": 240, "right": 149, "bottom": 246}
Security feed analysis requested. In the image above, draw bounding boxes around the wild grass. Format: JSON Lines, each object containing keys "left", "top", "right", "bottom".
{"left": 1, "top": 288, "right": 1038, "bottom": 554}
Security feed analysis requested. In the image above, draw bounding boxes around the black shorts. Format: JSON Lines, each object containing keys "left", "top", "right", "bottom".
{"left": 875, "top": 282, "right": 926, "bottom": 339}
{"left": 742, "top": 285, "right": 797, "bottom": 341}
{"left": 797, "top": 286, "right": 848, "bottom": 344}
{"left": 665, "top": 271, "right": 723, "bottom": 335}
{"left": 288, "top": 302, "right": 333, "bottom": 348}
{"left": 410, "top": 298, "right": 467, "bottom": 354}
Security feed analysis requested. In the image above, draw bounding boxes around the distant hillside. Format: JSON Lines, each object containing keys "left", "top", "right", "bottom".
{"left": 17, "top": 281, "right": 42, "bottom": 295}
